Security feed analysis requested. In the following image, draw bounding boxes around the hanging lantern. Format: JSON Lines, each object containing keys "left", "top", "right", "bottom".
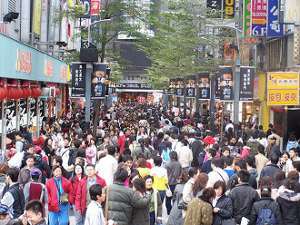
{"left": 0, "top": 86, "right": 5, "bottom": 100}
{"left": 55, "top": 87, "right": 60, "bottom": 96}
{"left": 7, "top": 86, "right": 15, "bottom": 100}
{"left": 16, "top": 87, "right": 23, "bottom": 99}
{"left": 31, "top": 87, "right": 42, "bottom": 98}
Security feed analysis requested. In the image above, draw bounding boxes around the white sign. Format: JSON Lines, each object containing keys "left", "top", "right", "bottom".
{"left": 280, "top": 0, "right": 300, "bottom": 24}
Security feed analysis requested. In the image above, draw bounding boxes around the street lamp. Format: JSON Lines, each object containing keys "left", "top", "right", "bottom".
{"left": 84, "top": 18, "right": 111, "bottom": 46}
{"left": 206, "top": 24, "right": 241, "bottom": 134}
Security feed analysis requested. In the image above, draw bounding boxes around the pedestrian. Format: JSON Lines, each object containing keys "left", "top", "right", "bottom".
{"left": 191, "top": 173, "right": 208, "bottom": 199}
{"left": 177, "top": 140, "right": 193, "bottom": 172}
{"left": 24, "top": 200, "right": 47, "bottom": 225}
{"left": 259, "top": 154, "right": 281, "bottom": 183}
{"left": 184, "top": 187, "right": 216, "bottom": 225}
{"left": 46, "top": 165, "right": 74, "bottom": 225}
{"left": 207, "top": 157, "right": 229, "bottom": 188}
{"left": 84, "top": 184, "right": 106, "bottom": 225}
{"left": 18, "top": 154, "right": 35, "bottom": 189}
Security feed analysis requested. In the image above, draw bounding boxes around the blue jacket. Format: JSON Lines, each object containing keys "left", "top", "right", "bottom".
{"left": 201, "top": 159, "right": 212, "bottom": 174}
{"left": 286, "top": 141, "right": 298, "bottom": 154}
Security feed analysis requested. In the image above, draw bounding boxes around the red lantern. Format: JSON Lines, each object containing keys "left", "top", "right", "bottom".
{"left": 0, "top": 86, "right": 4, "bottom": 100}
{"left": 55, "top": 87, "right": 60, "bottom": 96}
{"left": 31, "top": 87, "right": 41, "bottom": 98}
{"left": 7, "top": 86, "right": 15, "bottom": 100}
{"left": 37, "top": 87, "right": 42, "bottom": 97}
{"left": 16, "top": 87, "right": 23, "bottom": 99}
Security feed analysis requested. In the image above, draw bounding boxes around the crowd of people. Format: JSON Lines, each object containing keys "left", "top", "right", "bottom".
{"left": 1, "top": 102, "right": 300, "bottom": 225}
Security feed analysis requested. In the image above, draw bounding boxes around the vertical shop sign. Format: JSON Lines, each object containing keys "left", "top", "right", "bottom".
{"left": 169, "top": 78, "right": 176, "bottom": 95}
{"left": 251, "top": 0, "right": 268, "bottom": 37}
{"left": 19, "top": 99, "right": 28, "bottom": 128}
{"left": 39, "top": 100, "right": 44, "bottom": 127}
{"left": 279, "top": 0, "right": 300, "bottom": 24}
{"left": 91, "top": 0, "right": 100, "bottom": 15}
{"left": 186, "top": 77, "right": 196, "bottom": 98}
{"left": 219, "top": 66, "right": 234, "bottom": 101}
{"left": 207, "top": 0, "right": 222, "bottom": 17}
{"left": 244, "top": 0, "right": 251, "bottom": 36}
{"left": 224, "top": 0, "right": 235, "bottom": 19}
{"left": 239, "top": 66, "right": 255, "bottom": 101}
{"left": 267, "top": 0, "right": 283, "bottom": 37}
{"left": 92, "top": 63, "right": 107, "bottom": 99}
{"left": 215, "top": 74, "right": 221, "bottom": 100}
{"left": 71, "top": 63, "right": 86, "bottom": 98}
{"left": 6, "top": 100, "right": 17, "bottom": 134}
{"left": 198, "top": 73, "right": 211, "bottom": 100}
{"left": 175, "top": 78, "right": 184, "bottom": 97}
{"left": 29, "top": 98, "right": 37, "bottom": 127}
{"left": 34, "top": 0, "right": 42, "bottom": 35}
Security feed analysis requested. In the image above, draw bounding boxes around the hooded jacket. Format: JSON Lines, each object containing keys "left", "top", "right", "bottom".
{"left": 286, "top": 141, "right": 299, "bottom": 153}
{"left": 150, "top": 166, "right": 168, "bottom": 191}
{"left": 276, "top": 189, "right": 300, "bottom": 225}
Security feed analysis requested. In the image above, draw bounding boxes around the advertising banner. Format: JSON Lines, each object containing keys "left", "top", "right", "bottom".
{"left": 198, "top": 73, "right": 210, "bottom": 100}
{"left": 239, "top": 66, "right": 255, "bottom": 101}
{"left": 267, "top": 0, "right": 283, "bottom": 37}
{"left": 279, "top": 0, "right": 300, "bottom": 24}
{"left": 19, "top": 99, "right": 28, "bottom": 128}
{"left": 207, "top": 0, "right": 222, "bottom": 17}
{"left": 34, "top": 0, "right": 42, "bottom": 35}
{"left": 244, "top": 0, "right": 251, "bottom": 36}
{"left": 169, "top": 78, "right": 176, "bottom": 95}
{"left": 219, "top": 66, "right": 234, "bottom": 101}
{"left": 224, "top": 0, "right": 235, "bottom": 19}
{"left": 91, "top": 0, "right": 100, "bottom": 15}
{"left": 267, "top": 72, "right": 299, "bottom": 105}
{"left": 186, "top": 77, "right": 196, "bottom": 98}
{"left": 92, "top": 63, "right": 107, "bottom": 99}
{"left": 71, "top": 63, "right": 86, "bottom": 98}
{"left": 6, "top": 100, "right": 17, "bottom": 134}
{"left": 29, "top": 98, "right": 37, "bottom": 127}
{"left": 175, "top": 78, "right": 184, "bottom": 97}
{"left": 147, "top": 95, "right": 154, "bottom": 103}
{"left": 138, "top": 96, "right": 146, "bottom": 104}
{"left": 215, "top": 74, "right": 221, "bottom": 100}
{"left": 251, "top": 0, "right": 268, "bottom": 37}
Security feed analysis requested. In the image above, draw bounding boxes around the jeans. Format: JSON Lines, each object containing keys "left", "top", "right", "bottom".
{"left": 73, "top": 206, "right": 84, "bottom": 225}
{"left": 166, "top": 184, "right": 176, "bottom": 215}
{"left": 49, "top": 209, "right": 69, "bottom": 225}
{"left": 158, "top": 190, "right": 165, "bottom": 204}
{"left": 149, "top": 211, "right": 155, "bottom": 225}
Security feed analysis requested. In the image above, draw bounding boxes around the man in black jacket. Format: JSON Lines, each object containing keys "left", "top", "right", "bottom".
{"left": 229, "top": 170, "right": 260, "bottom": 224}
{"left": 259, "top": 154, "right": 281, "bottom": 183}
{"left": 190, "top": 131, "right": 202, "bottom": 168}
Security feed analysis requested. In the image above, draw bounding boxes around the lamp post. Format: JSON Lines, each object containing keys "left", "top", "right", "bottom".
{"left": 206, "top": 24, "right": 241, "bottom": 134}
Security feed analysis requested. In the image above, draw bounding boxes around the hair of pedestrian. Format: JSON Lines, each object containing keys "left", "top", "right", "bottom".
{"left": 212, "top": 143, "right": 219, "bottom": 151}
{"left": 182, "top": 139, "right": 188, "bottom": 146}
{"left": 0, "top": 163, "right": 9, "bottom": 175}
{"left": 74, "top": 140, "right": 81, "bottom": 148}
{"left": 200, "top": 187, "right": 215, "bottom": 202}
{"left": 26, "top": 155, "right": 35, "bottom": 161}
{"left": 107, "top": 145, "right": 115, "bottom": 155}
{"left": 208, "top": 148, "right": 217, "bottom": 157}
{"left": 224, "top": 156, "right": 233, "bottom": 167}
{"left": 115, "top": 168, "right": 129, "bottom": 182}
{"left": 257, "top": 144, "right": 265, "bottom": 154}
{"left": 25, "top": 200, "right": 43, "bottom": 216}
{"left": 71, "top": 164, "right": 85, "bottom": 184}
{"left": 153, "top": 156, "right": 162, "bottom": 167}
{"left": 77, "top": 148, "right": 86, "bottom": 158}
{"left": 7, "top": 167, "right": 20, "bottom": 182}
{"left": 287, "top": 171, "right": 299, "bottom": 181}
{"left": 235, "top": 159, "right": 247, "bottom": 170}
{"left": 236, "top": 142, "right": 244, "bottom": 148}
{"left": 245, "top": 154, "right": 255, "bottom": 167}
{"left": 271, "top": 129, "right": 276, "bottom": 133}
{"left": 188, "top": 167, "right": 198, "bottom": 178}
{"left": 123, "top": 148, "right": 131, "bottom": 156}
{"left": 157, "top": 132, "right": 164, "bottom": 139}
{"left": 144, "top": 175, "right": 154, "bottom": 183}
{"left": 51, "top": 165, "right": 61, "bottom": 174}
{"left": 137, "top": 158, "right": 147, "bottom": 168}
{"left": 151, "top": 150, "right": 159, "bottom": 159}
{"left": 270, "top": 153, "right": 279, "bottom": 164}
{"left": 289, "top": 148, "right": 297, "bottom": 154}
{"left": 122, "top": 155, "right": 133, "bottom": 163}
{"left": 222, "top": 146, "right": 230, "bottom": 153}
{"left": 211, "top": 157, "right": 223, "bottom": 168}
{"left": 293, "top": 161, "right": 300, "bottom": 172}
{"left": 213, "top": 180, "right": 226, "bottom": 195}
{"left": 166, "top": 141, "right": 172, "bottom": 149}
{"left": 259, "top": 176, "right": 272, "bottom": 189}
{"left": 26, "top": 144, "right": 33, "bottom": 151}
{"left": 54, "top": 155, "right": 62, "bottom": 166}
{"left": 89, "top": 184, "right": 103, "bottom": 201}
{"left": 283, "top": 178, "right": 298, "bottom": 191}
{"left": 237, "top": 169, "right": 250, "bottom": 183}
{"left": 86, "top": 163, "right": 95, "bottom": 169}
{"left": 169, "top": 151, "right": 178, "bottom": 161}
{"left": 133, "top": 178, "right": 146, "bottom": 194}
{"left": 192, "top": 173, "right": 208, "bottom": 197}
{"left": 261, "top": 186, "right": 271, "bottom": 197}
{"left": 273, "top": 170, "right": 285, "bottom": 189}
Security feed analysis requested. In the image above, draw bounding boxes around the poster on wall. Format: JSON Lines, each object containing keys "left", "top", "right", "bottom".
{"left": 219, "top": 66, "right": 234, "bottom": 101}
{"left": 19, "top": 99, "right": 28, "bottom": 128}
{"left": 92, "top": 63, "right": 107, "bottom": 99}
{"left": 239, "top": 66, "right": 255, "bottom": 101}
{"left": 186, "top": 77, "right": 196, "bottom": 98}
{"left": 6, "top": 100, "right": 17, "bottom": 134}
{"left": 71, "top": 63, "right": 86, "bottom": 98}
{"left": 198, "top": 73, "right": 210, "bottom": 100}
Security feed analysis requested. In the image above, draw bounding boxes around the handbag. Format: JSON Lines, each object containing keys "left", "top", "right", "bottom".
{"left": 166, "top": 184, "right": 172, "bottom": 197}
{"left": 221, "top": 218, "right": 236, "bottom": 225}
{"left": 54, "top": 180, "right": 69, "bottom": 205}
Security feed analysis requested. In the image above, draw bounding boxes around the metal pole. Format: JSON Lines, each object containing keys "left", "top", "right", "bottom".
{"left": 210, "top": 73, "right": 215, "bottom": 134}
{"left": 234, "top": 50, "right": 240, "bottom": 134}
{"left": 85, "top": 63, "right": 92, "bottom": 122}
{"left": 195, "top": 76, "right": 200, "bottom": 115}
{"left": 183, "top": 78, "right": 187, "bottom": 117}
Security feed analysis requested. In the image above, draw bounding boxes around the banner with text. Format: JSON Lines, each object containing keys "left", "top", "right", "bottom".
{"left": 239, "top": 66, "right": 255, "bottom": 101}
{"left": 71, "top": 63, "right": 86, "bottom": 98}
{"left": 92, "top": 63, "right": 107, "bottom": 99}
{"left": 186, "top": 77, "right": 196, "bottom": 98}
{"left": 219, "top": 66, "right": 234, "bottom": 101}
{"left": 198, "top": 73, "right": 211, "bottom": 100}
{"left": 175, "top": 78, "right": 184, "bottom": 97}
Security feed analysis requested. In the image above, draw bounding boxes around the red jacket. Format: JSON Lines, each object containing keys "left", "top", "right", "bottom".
{"left": 69, "top": 175, "right": 85, "bottom": 204}
{"left": 75, "top": 175, "right": 106, "bottom": 214}
{"left": 33, "top": 137, "right": 45, "bottom": 146}
{"left": 116, "top": 135, "right": 131, "bottom": 153}
{"left": 46, "top": 177, "right": 74, "bottom": 212}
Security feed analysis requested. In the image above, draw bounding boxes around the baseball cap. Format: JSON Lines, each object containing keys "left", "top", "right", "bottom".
{"left": 30, "top": 168, "right": 41, "bottom": 176}
{"left": 34, "top": 146, "right": 42, "bottom": 152}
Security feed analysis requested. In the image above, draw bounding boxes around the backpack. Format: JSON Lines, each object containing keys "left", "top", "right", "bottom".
{"left": 256, "top": 207, "right": 276, "bottom": 225}
{"left": 20, "top": 140, "right": 28, "bottom": 152}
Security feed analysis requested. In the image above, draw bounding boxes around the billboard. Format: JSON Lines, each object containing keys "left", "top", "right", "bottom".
{"left": 186, "top": 77, "right": 196, "bottom": 98}
{"left": 219, "top": 66, "right": 234, "bottom": 101}
{"left": 71, "top": 63, "right": 86, "bottom": 98}
{"left": 239, "top": 66, "right": 255, "bottom": 101}
{"left": 267, "top": 72, "right": 299, "bottom": 105}
{"left": 198, "top": 73, "right": 210, "bottom": 100}
{"left": 169, "top": 78, "right": 176, "bottom": 95}
{"left": 34, "top": 0, "right": 42, "bottom": 35}
{"left": 251, "top": 0, "right": 268, "bottom": 37}
{"left": 268, "top": 0, "right": 283, "bottom": 37}
{"left": 175, "top": 78, "right": 184, "bottom": 97}
{"left": 224, "top": 0, "right": 235, "bottom": 19}
{"left": 92, "top": 63, "right": 107, "bottom": 99}
{"left": 279, "top": 0, "right": 300, "bottom": 24}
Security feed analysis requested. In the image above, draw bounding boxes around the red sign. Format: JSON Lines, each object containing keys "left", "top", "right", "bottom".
{"left": 60, "top": 66, "right": 67, "bottom": 80}
{"left": 138, "top": 96, "right": 146, "bottom": 104}
{"left": 44, "top": 60, "right": 53, "bottom": 77}
{"left": 147, "top": 94, "right": 154, "bottom": 103}
{"left": 91, "top": 0, "right": 100, "bottom": 15}
{"left": 20, "top": 52, "right": 32, "bottom": 73}
{"left": 251, "top": 0, "right": 268, "bottom": 37}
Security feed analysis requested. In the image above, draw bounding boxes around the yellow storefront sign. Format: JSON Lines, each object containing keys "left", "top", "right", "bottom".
{"left": 267, "top": 72, "right": 299, "bottom": 90}
{"left": 267, "top": 89, "right": 299, "bottom": 106}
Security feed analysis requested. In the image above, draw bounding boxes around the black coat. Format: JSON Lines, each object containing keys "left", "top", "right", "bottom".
{"left": 190, "top": 139, "right": 202, "bottom": 168}
{"left": 266, "top": 143, "right": 281, "bottom": 159}
{"left": 212, "top": 195, "right": 233, "bottom": 225}
{"left": 277, "top": 190, "right": 300, "bottom": 225}
{"left": 227, "top": 173, "right": 257, "bottom": 190}
{"left": 229, "top": 183, "right": 260, "bottom": 224}
{"left": 249, "top": 197, "right": 283, "bottom": 225}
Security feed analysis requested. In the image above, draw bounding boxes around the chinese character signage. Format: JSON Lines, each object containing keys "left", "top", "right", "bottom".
{"left": 268, "top": 0, "right": 283, "bottom": 36}
{"left": 138, "top": 96, "right": 146, "bottom": 104}
{"left": 71, "top": 63, "right": 86, "bottom": 98}
{"left": 239, "top": 66, "right": 255, "bottom": 101}
{"left": 44, "top": 60, "right": 53, "bottom": 77}
{"left": 186, "top": 77, "right": 196, "bottom": 98}
{"left": 92, "top": 63, "right": 107, "bottom": 99}
{"left": 207, "top": 0, "right": 221, "bottom": 17}
{"left": 60, "top": 66, "right": 68, "bottom": 80}
{"left": 267, "top": 72, "right": 299, "bottom": 105}
{"left": 279, "top": 0, "right": 300, "bottom": 24}
{"left": 169, "top": 78, "right": 176, "bottom": 95}
{"left": 215, "top": 74, "right": 221, "bottom": 100}
{"left": 6, "top": 100, "right": 17, "bottom": 134}
{"left": 29, "top": 98, "right": 37, "bottom": 127}
{"left": 91, "top": 0, "right": 100, "bottom": 15}
{"left": 21, "top": 52, "right": 32, "bottom": 73}
{"left": 219, "top": 66, "right": 234, "bottom": 101}
{"left": 198, "top": 73, "right": 211, "bottom": 100}
{"left": 251, "top": 0, "right": 268, "bottom": 37}
{"left": 175, "top": 78, "right": 184, "bottom": 97}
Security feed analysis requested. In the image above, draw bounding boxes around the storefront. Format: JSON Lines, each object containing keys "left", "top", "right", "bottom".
{"left": 0, "top": 33, "right": 68, "bottom": 155}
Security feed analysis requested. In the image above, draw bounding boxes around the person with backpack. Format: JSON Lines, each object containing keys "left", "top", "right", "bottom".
{"left": 250, "top": 186, "right": 282, "bottom": 225}
{"left": 18, "top": 155, "right": 35, "bottom": 189}
{"left": 15, "top": 131, "right": 25, "bottom": 153}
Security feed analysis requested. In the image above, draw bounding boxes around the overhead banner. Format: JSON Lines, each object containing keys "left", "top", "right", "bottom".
{"left": 239, "top": 66, "right": 255, "bottom": 101}
{"left": 186, "top": 77, "right": 196, "bottom": 98}
{"left": 279, "top": 0, "right": 300, "bottom": 24}
{"left": 92, "top": 63, "right": 107, "bottom": 99}
{"left": 268, "top": 0, "right": 283, "bottom": 37}
{"left": 34, "top": 0, "right": 42, "bottom": 35}
{"left": 175, "top": 78, "right": 184, "bottom": 97}
{"left": 169, "top": 78, "right": 176, "bottom": 95}
{"left": 198, "top": 73, "right": 210, "bottom": 100}
{"left": 251, "top": 0, "right": 268, "bottom": 37}
{"left": 71, "top": 63, "right": 86, "bottom": 98}
{"left": 219, "top": 66, "right": 234, "bottom": 101}
{"left": 267, "top": 72, "right": 299, "bottom": 105}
